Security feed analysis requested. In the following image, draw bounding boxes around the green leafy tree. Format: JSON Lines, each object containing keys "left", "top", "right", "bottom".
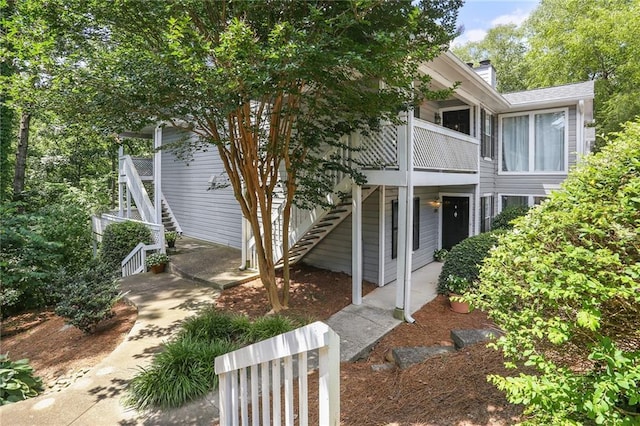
{"left": 467, "top": 120, "right": 640, "bottom": 424}
{"left": 525, "top": 0, "right": 640, "bottom": 140}
{"left": 452, "top": 24, "right": 529, "bottom": 93}
{"left": 31, "top": 0, "right": 461, "bottom": 312}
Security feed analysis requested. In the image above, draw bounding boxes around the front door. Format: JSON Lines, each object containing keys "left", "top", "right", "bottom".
{"left": 442, "top": 196, "right": 469, "bottom": 250}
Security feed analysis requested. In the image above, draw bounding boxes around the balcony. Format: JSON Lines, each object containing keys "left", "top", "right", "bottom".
{"left": 359, "top": 118, "right": 479, "bottom": 177}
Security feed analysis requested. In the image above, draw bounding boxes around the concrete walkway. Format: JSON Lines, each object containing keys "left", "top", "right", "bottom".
{"left": 0, "top": 238, "right": 441, "bottom": 425}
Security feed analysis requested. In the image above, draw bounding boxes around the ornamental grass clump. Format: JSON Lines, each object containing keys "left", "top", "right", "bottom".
{"left": 126, "top": 307, "right": 301, "bottom": 410}
{"left": 466, "top": 121, "right": 640, "bottom": 425}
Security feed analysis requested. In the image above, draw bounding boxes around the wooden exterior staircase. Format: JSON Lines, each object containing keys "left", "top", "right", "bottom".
{"left": 278, "top": 185, "right": 377, "bottom": 266}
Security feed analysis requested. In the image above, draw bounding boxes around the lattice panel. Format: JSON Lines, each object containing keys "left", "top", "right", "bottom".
{"left": 359, "top": 125, "right": 398, "bottom": 169}
{"left": 413, "top": 127, "right": 478, "bottom": 172}
{"left": 132, "top": 157, "right": 153, "bottom": 176}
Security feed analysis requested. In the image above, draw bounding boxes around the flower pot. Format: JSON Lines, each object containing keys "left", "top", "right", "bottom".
{"left": 449, "top": 294, "right": 470, "bottom": 314}
{"left": 150, "top": 263, "right": 166, "bottom": 274}
{"left": 167, "top": 240, "right": 175, "bottom": 249}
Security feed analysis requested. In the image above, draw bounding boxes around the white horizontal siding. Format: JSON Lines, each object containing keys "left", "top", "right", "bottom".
{"left": 161, "top": 128, "right": 242, "bottom": 248}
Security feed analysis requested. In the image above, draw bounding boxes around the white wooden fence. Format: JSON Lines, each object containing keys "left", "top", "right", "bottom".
{"left": 215, "top": 321, "right": 340, "bottom": 426}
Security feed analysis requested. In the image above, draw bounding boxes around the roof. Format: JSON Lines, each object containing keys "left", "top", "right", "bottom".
{"left": 503, "top": 81, "right": 595, "bottom": 105}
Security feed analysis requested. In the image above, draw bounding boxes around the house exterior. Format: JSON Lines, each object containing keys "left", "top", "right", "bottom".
{"left": 110, "top": 51, "right": 595, "bottom": 321}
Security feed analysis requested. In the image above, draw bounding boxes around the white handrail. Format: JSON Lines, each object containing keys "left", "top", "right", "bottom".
{"left": 245, "top": 142, "right": 350, "bottom": 269}
{"left": 121, "top": 155, "right": 157, "bottom": 223}
{"left": 215, "top": 321, "right": 340, "bottom": 426}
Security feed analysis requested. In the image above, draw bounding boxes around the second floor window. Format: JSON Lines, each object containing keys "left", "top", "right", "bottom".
{"left": 480, "top": 109, "right": 495, "bottom": 159}
{"left": 501, "top": 109, "right": 567, "bottom": 173}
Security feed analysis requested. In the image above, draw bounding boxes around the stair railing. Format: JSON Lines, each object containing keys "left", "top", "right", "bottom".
{"left": 245, "top": 141, "right": 352, "bottom": 269}
{"left": 121, "top": 155, "right": 156, "bottom": 223}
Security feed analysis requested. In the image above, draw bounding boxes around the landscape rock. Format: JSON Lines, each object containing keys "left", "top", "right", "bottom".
{"left": 371, "top": 363, "right": 395, "bottom": 372}
{"left": 392, "top": 346, "right": 455, "bottom": 369}
{"left": 450, "top": 329, "right": 501, "bottom": 349}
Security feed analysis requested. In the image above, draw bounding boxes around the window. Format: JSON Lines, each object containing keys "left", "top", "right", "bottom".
{"left": 480, "top": 195, "right": 494, "bottom": 232}
{"left": 500, "top": 195, "right": 548, "bottom": 210}
{"left": 480, "top": 109, "right": 495, "bottom": 159}
{"left": 442, "top": 108, "right": 471, "bottom": 135}
{"left": 501, "top": 109, "right": 567, "bottom": 173}
{"left": 392, "top": 198, "right": 420, "bottom": 259}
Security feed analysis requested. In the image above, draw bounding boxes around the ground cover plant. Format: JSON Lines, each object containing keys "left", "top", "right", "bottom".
{"left": 468, "top": 121, "right": 640, "bottom": 424}
{"left": 125, "top": 308, "right": 301, "bottom": 410}
{"left": 0, "top": 354, "right": 43, "bottom": 405}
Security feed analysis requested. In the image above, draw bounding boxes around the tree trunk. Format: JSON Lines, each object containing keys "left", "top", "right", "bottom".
{"left": 12, "top": 112, "right": 30, "bottom": 201}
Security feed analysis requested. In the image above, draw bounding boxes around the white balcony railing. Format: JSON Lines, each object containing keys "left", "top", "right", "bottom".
{"left": 360, "top": 118, "right": 479, "bottom": 173}
{"left": 413, "top": 118, "right": 479, "bottom": 172}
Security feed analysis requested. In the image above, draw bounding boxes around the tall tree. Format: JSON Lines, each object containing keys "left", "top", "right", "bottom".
{"left": 45, "top": 0, "right": 460, "bottom": 312}
{"left": 453, "top": 24, "right": 529, "bottom": 93}
{"left": 525, "top": 0, "right": 640, "bottom": 138}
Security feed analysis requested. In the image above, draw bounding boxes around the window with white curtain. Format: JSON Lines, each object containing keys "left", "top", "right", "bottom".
{"left": 501, "top": 108, "right": 567, "bottom": 173}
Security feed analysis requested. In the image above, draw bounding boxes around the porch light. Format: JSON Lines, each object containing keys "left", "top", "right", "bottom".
{"left": 429, "top": 198, "right": 442, "bottom": 210}
{"left": 434, "top": 112, "right": 441, "bottom": 125}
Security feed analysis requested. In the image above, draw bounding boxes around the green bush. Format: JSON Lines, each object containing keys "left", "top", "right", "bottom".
{"left": 99, "top": 221, "right": 153, "bottom": 273}
{"left": 179, "top": 308, "right": 250, "bottom": 342}
{"left": 490, "top": 205, "right": 530, "bottom": 230}
{"left": 0, "top": 355, "right": 43, "bottom": 405}
{"left": 467, "top": 121, "right": 640, "bottom": 425}
{"left": 243, "top": 315, "right": 298, "bottom": 344}
{"left": 127, "top": 308, "right": 300, "bottom": 410}
{"left": 437, "top": 231, "right": 502, "bottom": 295}
{"left": 0, "top": 203, "right": 63, "bottom": 316}
{"left": 125, "top": 337, "right": 238, "bottom": 410}
{"left": 54, "top": 260, "right": 121, "bottom": 333}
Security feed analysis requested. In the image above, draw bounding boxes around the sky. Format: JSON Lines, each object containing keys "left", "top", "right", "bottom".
{"left": 452, "top": 0, "right": 540, "bottom": 46}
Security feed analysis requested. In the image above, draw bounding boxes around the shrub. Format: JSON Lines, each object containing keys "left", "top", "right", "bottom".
{"left": 490, "top": 205, "right": 530, "bottom": 230}
{"left": 243, "top": 315, "right": 298, "bottom": 344}
{"left": 127, "top": 308, "right": 299, "bottom": 410}
{"left": 467, "top": 121, "right": 640, "bottom": 425}
{"left": 0, "top": 355, "right": 43, "bottom": 405}
{"left": 125, "top": 337, "right": 238, "bottom": 410}
{"left": 437, "top": 231, "right": 502, "bottom": 295}
{"left": 55, "top": 260, "right": 121, "bottom": 333}
{"left": 0, "top": 203, "right": 63, "bottom": 316}
{"left": 179, "top": 308, "right": 250, "bottom": 342}
{"left": 100, "top": 221, "right": 153, "bottom": 273}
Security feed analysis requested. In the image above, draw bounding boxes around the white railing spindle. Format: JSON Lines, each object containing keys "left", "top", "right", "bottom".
{"left": 215, "top": 322, "right": 340, "bottom": 426}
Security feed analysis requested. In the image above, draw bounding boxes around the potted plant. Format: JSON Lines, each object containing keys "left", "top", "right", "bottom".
{"left": 146, "top": 252, "right": 170, "bottom": 274}
{"left": 165, "top": 231, "right": 178, "bottom": 249}
{"left": 433, "top": 248, "right": 448, "bottom": 262}
{"left": 443, "top": 274, "right": 471, "bottom": 313}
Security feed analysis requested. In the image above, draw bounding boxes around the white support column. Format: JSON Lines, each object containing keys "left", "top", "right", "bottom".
{"left": 377, "top": 185, "right": 386, "bottom": 287}
{"left": 351, "top": 182, "right": 363, "bottom": 305}
{"left": 118, "top": 145, "right": 124, "bottom": 217}
{"left": 394, "top": 110, "right": 415, "bottom": 322}
{"left": 154, "top": 126, "right": 163, "bottom": 227}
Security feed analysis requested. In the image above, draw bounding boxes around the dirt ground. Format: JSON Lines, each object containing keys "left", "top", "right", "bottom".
{"left": 1, "top": 264, "right": 522, "bottom": 425}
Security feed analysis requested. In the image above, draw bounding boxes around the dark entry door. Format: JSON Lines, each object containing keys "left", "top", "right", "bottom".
{"left": 442, "top": 196, "right": 469, "bottom": 250}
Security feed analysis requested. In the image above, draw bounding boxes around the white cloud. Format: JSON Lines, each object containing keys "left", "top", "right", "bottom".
{"left": 491, "top": 8, "right": 531, "bottom": 26}
{"left": 451, "top": 29, "right": 487, "bottom": 47}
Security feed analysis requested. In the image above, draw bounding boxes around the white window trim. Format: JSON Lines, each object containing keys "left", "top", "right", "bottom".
{"left": 481, "top": 108, "right": 496, "bottom": 161}
{"left": 498, "top": 193, "right": 548, "bottom": 211}
{"left": 498, "top": 107, "right": 570, "bottom": 176}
